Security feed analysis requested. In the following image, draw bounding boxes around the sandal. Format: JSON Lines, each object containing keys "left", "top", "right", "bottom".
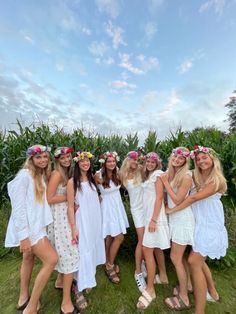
{"left": 154, "top": 274, "right": 168, "bottom": 284}
{"left": 206, "top": 291, "right": 221, "bottom": 303}
{"left": 173, "top": 285, "right": 193, "bottom": 296}
{"left": 114, "top": 264, "right": 120, "bottom": 274}
{"left": 75, "top": 292, "right": 88, "bottom": 311}
{"left": 16, "top": 297, "right": 30, "bottom": 311}
{"left": 105, "top": 265, "right": 120, "bottom": 284}
{"left": 137, "top": 290, "right": 156, "bottom": 309}
{"left": 165, "top": 294, "right": 191, "bottom": 311}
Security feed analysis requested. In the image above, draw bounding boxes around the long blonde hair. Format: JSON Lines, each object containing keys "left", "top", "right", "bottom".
{"left": 142, "top": 152, "right": 162, "bottom": 182}
{"left": 119, "top": 157, "right": 142, "bottom": 188}
{"left": 54, "top": 157, "right": 73, "bottom": 186}
{"left": 193, "top": 148, "right": 227, "bottom": 193}
{"left": 167, "top": 147, "right": 190, "bottom": 189}
{"left": 23, "top": 154, "right": 51, "bottom": 203}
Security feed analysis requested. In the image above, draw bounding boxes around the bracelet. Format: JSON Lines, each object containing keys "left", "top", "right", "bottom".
{"left": 151, "top": 218, "right": 157, "bottom": 223}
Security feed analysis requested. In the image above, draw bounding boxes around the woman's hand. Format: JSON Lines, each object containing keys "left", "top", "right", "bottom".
{"left": 74, "top": 203, "right": 80, "bottom": 212}
{"left": 71, "top": 226, "right": 79, "bottom": 245}
{"left": 165, "top": 206, "right": 174, "bottom": 214}
{"left": 20, "top": 238, "right": 31, "bottom": 253}
{"left": 160, "top": 172, "right": 168, "bottom": 185}
{"left": 148, "top": 220, "right": 157, "bottom": 233}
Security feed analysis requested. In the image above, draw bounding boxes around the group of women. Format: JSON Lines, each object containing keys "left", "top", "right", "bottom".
{"left": 5, "top": 143, "right": 228, "bottom": 314}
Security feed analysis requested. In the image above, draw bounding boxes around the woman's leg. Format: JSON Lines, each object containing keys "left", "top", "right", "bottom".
{"left": 183, "top": 254, "right": 193, "bottom": 291}
{"left": 188, "top": 251, "right": 206, "bottom": 314}
{"left": 18, "top": 252, "right": 35, "bottom": 306}
{"left": 107, "top": 233, "right": 124, "bottom": 265}
{"left": 135, "top": 227, "right": 145, "bottom": 273}
{"left": 61, "top": 273, "right": 75, "bottom": 313}
{"left": 55, "top": 273, "right": 64, "bottom": 289}
{"left": 203, "top": 262, "right": 219, "bottom": 300}
{"left": 143, "top": 246, "right": 156, "bottom": 295}
{"left": 105, "top": 236, "right": 112, "bottom": 263}
{"left": 154, "top": 248, "right": 168, "bottom": 283}
{"left": 23, "top": 237, "right": 58, "bottom": 314}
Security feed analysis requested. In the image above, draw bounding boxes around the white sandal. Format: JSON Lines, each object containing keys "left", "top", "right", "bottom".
{"left": 136, "top": 290, "right": 156, "bottom": 309}
{"left": 154, "top": 274, "right": 168, "bottom": 284}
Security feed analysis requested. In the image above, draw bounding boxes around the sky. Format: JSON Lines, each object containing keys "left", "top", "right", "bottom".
{"left": 0, "top": 0, "right": 236, "bottom": 140}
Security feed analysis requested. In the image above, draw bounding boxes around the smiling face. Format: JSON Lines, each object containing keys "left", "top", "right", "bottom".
{"left": 79, "top": 157, "right": 91, "bottom": 172}
{"left": 32, "top": 152, "right": 49, "bottom": 169}
{"left": 129, "top": 158, "right": 138, "bottom": 170}
{"left": 105, "top": 157, "right": 116, "bottom": 171}
{"left": 146, "top": 158, "right": 157, "bottom": 172}
{"left": 195, "top": 152, "right": 213, "bottom": 171}
{"left": 58, "top": 153, "right": 72, "bottom": 168}
{"left": 171, "top": 154, "right": 186, "bottom": 169}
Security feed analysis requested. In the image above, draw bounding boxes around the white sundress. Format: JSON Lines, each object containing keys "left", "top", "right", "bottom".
{"left": 75, "top": 181, "right": 106, "bottom": 291}
{"left": 167, "top": 172, "right": 195, "bottom": 246}
{"left": 97, "top": 171, "right": 129, "bottom": 238}
{"left": 47, "top": 184, "right": 79, "bottom": 274}
{"left": 142, "top": 170, "right": 170, "bottom": 249}
{"left": 126, "top": 180, "right": 144, "bottom": 228}
{"left": 191, "top": 192, "right": 228, "bottom": 259}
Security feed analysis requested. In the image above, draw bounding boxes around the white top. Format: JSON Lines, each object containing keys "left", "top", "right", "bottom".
{"left": 126, "top": 179, "right": 144, "bottom": 228}
{"left": 5, "top": 169, "right": 53, "bottom": 247}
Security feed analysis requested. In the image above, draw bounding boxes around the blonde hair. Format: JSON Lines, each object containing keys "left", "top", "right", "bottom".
{"left": 119, "top": 157, "right": 142, "bottom": 188}
{"left": 168, "top": 147, "right": 190, "bottom": 189}
{"left": 142, "top": 153, "right": 162, "bottom": 182}
{"left": 193, "top": 148, "right": 227, "bottom": 194}
{"left": 23, "top": 154, "right": 51, "bottom": 203}
{"left": 54, "top": 156, "right": 73, "bottom": 186}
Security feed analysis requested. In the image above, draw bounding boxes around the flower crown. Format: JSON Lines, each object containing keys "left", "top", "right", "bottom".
{"left": 127, "top": 151, "right": 144, "bottom": 161}
{"left": 73, "top": 151, "right": 93, "bottom": 162}
{"left": 172, "top": 148, "right": 190, "bottom": 158}
{"left": 54, "top": 147, "right": 73, "bottom": 158}
{"left": 145, "top": 152, "right": 160, "bottom": 162}
{"left": 26, "top": 145, "right": 51, "bottom": 156}
{"left": 190, "top": 145, "right": 210, "bottom": 159}
{"left": 99, "top": 151, "right": 120, "bottom": 164}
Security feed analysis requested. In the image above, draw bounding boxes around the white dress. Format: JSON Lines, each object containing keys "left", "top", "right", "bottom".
{"left": 126, "top": 180, "right": 144, "bottom": 228}
{"left": 191, "top": 192, "right": 228, "bottom": 259}
{"left": 47, "top": 184, "right": 79, "bottom": 274}
{"left": 97, "top": 172, "right": 129, "bottom": 238}
{"left": 5, "top": 169, "right": 53, "bottom": 247}
{"left": 142, "top": 170, "right": 170, "bottom": 249}
{"left": 167, "top": 173, "right": 195, "bottom": 246}
{"left": 75, "top": 181, "right": 106, "bottom": 291}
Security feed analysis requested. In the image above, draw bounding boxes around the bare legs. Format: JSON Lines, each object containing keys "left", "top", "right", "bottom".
{"left": 61, "top": 273, "right": 75, "bottom": 313}
{"left": 135, "top": 227, "right": 145, "bottom": 274}
{"left": 154, "top": 248, "right": 168, "bottom": 283}
{"left": 142, "top": 247, "right": 156, "bottom": 296}
{"left": 203, "top": 262, "right": 219, "bottom": 300}
{"left": 18, "top": 252, "right": 35, "bottom": 306}
{"left": 23, "top": 237, "right": 58, "bottom": 314}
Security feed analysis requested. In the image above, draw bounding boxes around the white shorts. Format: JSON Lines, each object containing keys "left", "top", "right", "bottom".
{"left": 131, "top": 208, "right": 144, "bottom": 229}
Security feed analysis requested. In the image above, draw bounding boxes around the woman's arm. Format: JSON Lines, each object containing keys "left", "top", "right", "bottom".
{"left": 47, "top": 171, "right": 67, "bottom": 204}
{"left": 161, "top": 173, "right": 192, "bottom": 205}
{"left": 67, "top": 179, "right": 78, "bottom": 242}
{"left": 166, "top": 183, "right": 217, "bottom": 214}
{"left": 149, "top": 177, "right": 164, "bottom": 232}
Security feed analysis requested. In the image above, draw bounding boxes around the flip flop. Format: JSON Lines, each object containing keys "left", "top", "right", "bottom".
{"left": 206, "top": 291, "right": 221, "bottom": 303}
{"left": 16, "top": 297, "right": 30, "bottom": 311}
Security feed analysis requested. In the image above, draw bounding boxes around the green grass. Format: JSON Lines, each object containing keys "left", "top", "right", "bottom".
{"left": 0, "top": 255, "right": 236, "bottom": 314}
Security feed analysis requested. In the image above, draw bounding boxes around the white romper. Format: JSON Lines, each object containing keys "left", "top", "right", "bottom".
{"left": 126, "top": 180, "right": 144, "bottom": 228}
{"left": 142, "top": 170, "right": 170, "bottom": 249}
{"left": 47, "top": 184, "right": 80, "bottom": 274}
{"left": 75, "top": 181, "right": 106, "bottom": 291}
{"left": 5, "top": 169, "right": 52, "bottom": 247}
{"left": 97, "top": 170, "right": 129, "bottom": 238}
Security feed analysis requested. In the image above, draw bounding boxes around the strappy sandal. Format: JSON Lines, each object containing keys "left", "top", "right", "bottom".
{"left": 165, "top": 294, "right": 191, "bottom": 311}
{"left": 136, "top": 290, "right": 156, "bottom": 309}
{"left": 105, "top": 265, "right": 120, "bottom": 284}
{"left": 75, "top": 292, "right": 88, "bottom": 311}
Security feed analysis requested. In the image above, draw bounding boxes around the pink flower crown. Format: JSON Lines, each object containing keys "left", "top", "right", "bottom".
{"left": 99, "top": 151, "right": 120, "bottom": 164}
{"left": 127, "top": 151, "right": 144, "bottom": 160}
{"left": 54, "top": 147, "right": 73, "bottom": 158}
{"left": 190, "top": 145, "right": 210, "bottom": 159}
{"left": 145, "top": 152, "right": 160, "bottom": 162}
{"left": 26, "top": 145, "right": 51, "bottom": 156}
{"left": 172, "top": 148, "right": 190, "bottom": 158}
{"left": 73, "top": 151, "right": 93, "bottom": 162}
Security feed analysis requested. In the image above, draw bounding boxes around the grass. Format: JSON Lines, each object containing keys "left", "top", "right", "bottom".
{"left": 0, "top": 254, "right": 236, "bottom": 314}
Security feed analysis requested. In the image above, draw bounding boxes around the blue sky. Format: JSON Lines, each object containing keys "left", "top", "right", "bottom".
{"left": 0, "top": 0, "right": 236, "bottom": 140}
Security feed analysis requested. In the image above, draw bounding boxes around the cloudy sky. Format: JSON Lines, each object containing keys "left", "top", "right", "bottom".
{"left": 0, "top": 0, "right": 236, "bottom": 139}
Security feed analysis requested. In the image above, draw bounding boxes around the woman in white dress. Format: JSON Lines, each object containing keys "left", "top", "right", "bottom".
{"left": 166, "top": 146, "right": 228, "bottom": 314}
{"left": 5, "top": 144, "right": 58, "bottom": 314}
{"left": 137, "top": 152, "right": 170, "bottom": 310}
{"left": 95, "top": 151, "right": 129, "bottom": 284}
{"left": 47, "top": 147, "right": 79, "bottom": 314}
{"left": 119, "top": 151, "right": 146, "bottom": 292}
{"left": 67, "top": 151, "right": 105, "bottom": 310}
{"left": 160, "top": 147, "right": 194, "bottom": 311}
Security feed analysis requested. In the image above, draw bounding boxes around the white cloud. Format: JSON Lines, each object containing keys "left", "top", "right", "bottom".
{"left": 81, "top": 27, "right": 92, "bottom": 35}
{"left": 110, "top": 80, "right": 136, "bottom": 89}
{"left": 96, "top": 0, "right": 120, "bottom": 19}
{"left": 178, "top": 59, "right": 193, "bottom": 74}
{"left": 145, "top": 22, "right": 158, "bottom": 41}
{"left": 119, "top": 54, "right": 144, "bottom": 74}
{"left": 159, "top": 89, "right": 180, "bottom": 116}
{"left": 104, "top": 57, "right": 114, "bottom": 65}
{"left": 136, "top": 54, "right": 160, "bottom": 71}
{"left": 199, "top": 0, "right": 227, "bottom": 16}
{"left": 105, "top": 21, "right": 126, "bottom": 49}
{"left": 88, "top": 41, "right": 109, "bottom": 57}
